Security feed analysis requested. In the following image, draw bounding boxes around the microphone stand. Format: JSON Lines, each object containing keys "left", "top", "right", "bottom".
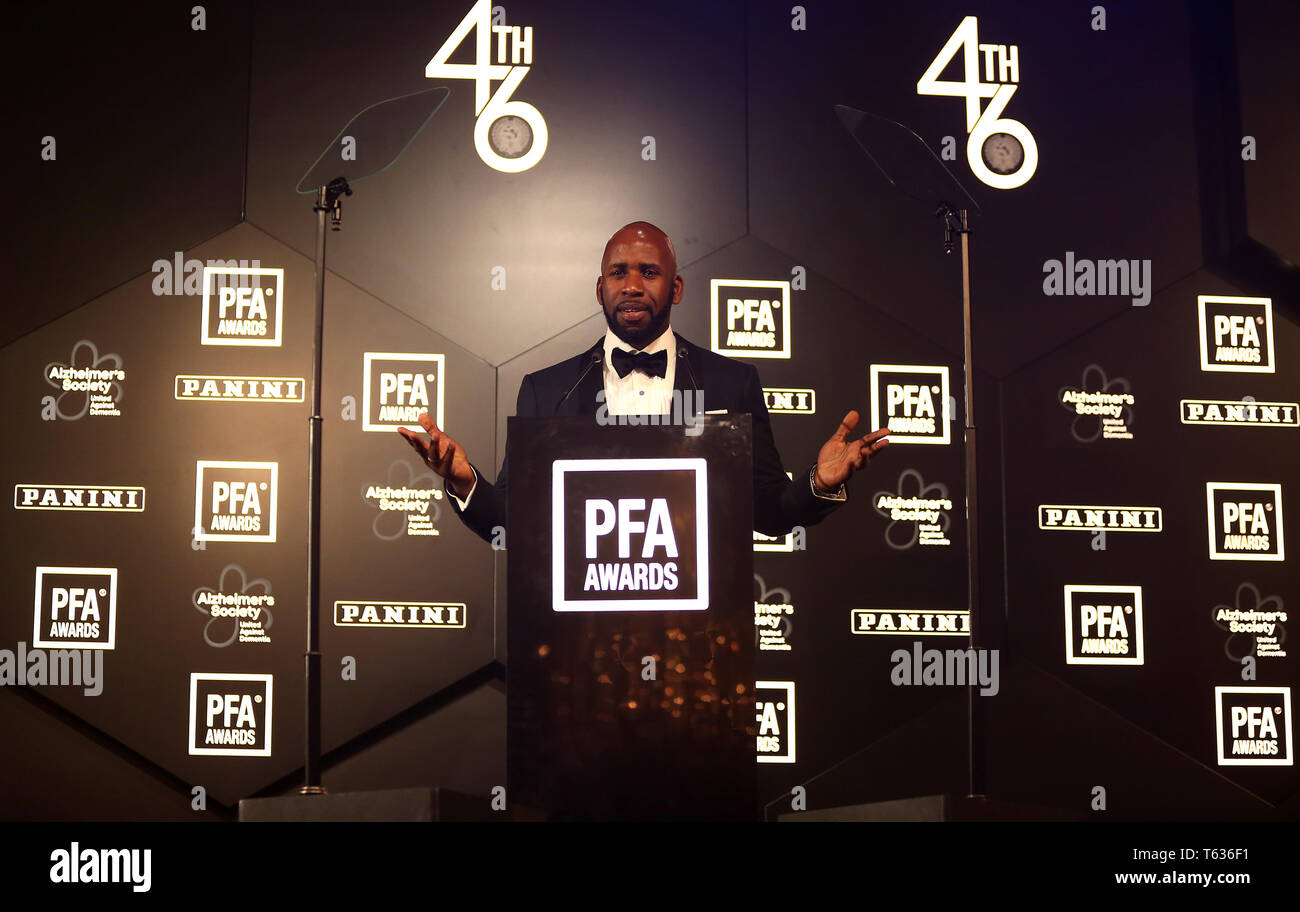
{"left": 301, "top": 176, "right": 351, "bottom": 795}
{"left": 937, "top": 202, "right": 982, "bottom": 797}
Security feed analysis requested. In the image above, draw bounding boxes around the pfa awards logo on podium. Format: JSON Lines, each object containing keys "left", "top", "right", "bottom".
{"left": 551, "top": 458, "right": 708, "bottom": 612}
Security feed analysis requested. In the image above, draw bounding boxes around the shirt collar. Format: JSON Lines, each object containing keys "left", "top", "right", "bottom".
{"left": 603, "top": 325, "right": 675, "bottom": 361}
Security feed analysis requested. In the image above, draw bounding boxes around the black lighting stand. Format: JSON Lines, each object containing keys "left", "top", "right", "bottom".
{"left": 237, "top": 88, "right": 501, "bottom": 821}
{"left": 935, "top": 200, "right": 984, "bottom": 798}
{"left": 300, "top": 176, "right": 351, "bottom": 795}
{"left": 793, "top": 106, "right": 1062, "bottom": 821}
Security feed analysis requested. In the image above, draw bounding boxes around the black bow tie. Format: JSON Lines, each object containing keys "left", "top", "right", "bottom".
{"left": 611, "top": 347, "right": 668, "bottom": 379}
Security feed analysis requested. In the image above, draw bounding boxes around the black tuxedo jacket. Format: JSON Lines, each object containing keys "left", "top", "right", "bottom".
{"left": 449, "top": 333, "right": 843, "bottom": 542}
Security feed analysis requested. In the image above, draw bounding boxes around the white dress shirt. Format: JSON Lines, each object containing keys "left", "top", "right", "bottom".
{"left": 601, "top": 326, "right": 676, "bottom": 415}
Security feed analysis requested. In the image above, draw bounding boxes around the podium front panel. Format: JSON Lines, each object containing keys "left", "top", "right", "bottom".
{"left": 507, "top": 415, "right": 756, "bottom": 820}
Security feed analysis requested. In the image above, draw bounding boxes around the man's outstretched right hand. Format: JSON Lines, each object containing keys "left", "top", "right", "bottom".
{"left": 397, "top": 411, "right": 476, "bottom": 500}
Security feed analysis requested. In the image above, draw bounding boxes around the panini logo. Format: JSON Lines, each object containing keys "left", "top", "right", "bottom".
{"left": 189, "top": 673, "right": 272, "bottom": 756}
{"left": 1181, "top": 399, "right": 1297, "bottom": 427}
{"left": 34, "top": 567, "right": 117, "bottom": 650}
{"left": 364, "top": 353, "right": 445, "bottom": 432}
{"left": 194, "top": 461, "right": 278, "bottom": 543}
{"left": 1038, "top": 505, "right": 1162, "bottom": 532}
{"left": 1064, "top": 585, "right": 1143, "bottom": 665}
{"left": 1215, "top": 686, "right": 1291, "bottom": 766}
{"left": 1206, "top": 483, "right": 1284, "bottom": 561}
{"left": 201, "top": 267, "right": 284, "bottom": 346}
{"left": 552, "top": 458, "right": 708, "bottom": 612}
{"left": 763, "top": 387, "right": 816, "bottom": 414}
{"left": 334, "top": 601, "right": 466, "bottom": 628}
{"left": 870, "top": 365, "right": 950, "bottom": 445}
{"left": 851, "top": 609, "right": 970, "bottom": 636}
{"left": 710, "top": 279, "right": 791, "bottom": 358}
{"left": 755, "top": 681, "right": 795, "bottom": 763}
{"left": 14, "top": 485, "right": 144, "bottom": 512}
{"left": 1198, "top": 295, "right": 1274, "bottom": 373}
{"left": 175, "top": 375, "right": 305, "bottom": 403}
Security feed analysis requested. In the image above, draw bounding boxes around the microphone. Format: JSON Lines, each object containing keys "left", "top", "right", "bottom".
{"left": 556, "top": 349, "right": 604, "bottom": 411}
{"left": 677, "top": 344, "right": 701, "bottom": 390}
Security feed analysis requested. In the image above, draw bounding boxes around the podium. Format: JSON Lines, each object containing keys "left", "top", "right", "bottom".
{"left": 506, "top": 415, "right": 757, "bottom": 820}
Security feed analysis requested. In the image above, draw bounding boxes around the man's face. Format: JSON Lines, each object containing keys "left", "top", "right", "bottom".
{"left": 596, "top": 228, "right": 683, "bottom": 349}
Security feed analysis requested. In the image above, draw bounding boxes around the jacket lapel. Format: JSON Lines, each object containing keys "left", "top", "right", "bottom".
{"left": 673, "top": 333, "right": 702, "bottom": 393}
{"left": 556, "top": 338, "right": 606, "bottom": 417}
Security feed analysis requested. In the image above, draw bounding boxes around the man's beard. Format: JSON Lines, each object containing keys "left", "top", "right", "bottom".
{"left": 604, "top": 302, "right": 672, "bottom": 350}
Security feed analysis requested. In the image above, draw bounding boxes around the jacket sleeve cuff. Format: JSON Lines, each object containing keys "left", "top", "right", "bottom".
{"left": 447, "top": 467, "right": 479, "bottom": 511}
{"left": 809, "top": 465, "right": 847, "bottom": 502}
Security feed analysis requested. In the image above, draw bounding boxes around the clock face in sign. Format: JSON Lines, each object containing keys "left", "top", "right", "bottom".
{"left": 489, "top": 115, "right": 533, "bottom": 159}
{"left": 981, "top": 132, "right": 1024, "bottom": 175}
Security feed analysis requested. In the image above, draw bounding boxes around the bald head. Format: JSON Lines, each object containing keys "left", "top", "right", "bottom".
{"left": 602, "top": 221, "right": 677, "bottom": 277}
{"left": 596, "top": 221, "right": 684, "bottom": 348}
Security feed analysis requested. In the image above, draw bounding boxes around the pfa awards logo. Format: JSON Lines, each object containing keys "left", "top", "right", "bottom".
{"left": 917, "top": 16, "right": 1038, "bottom": 189}
{"left": 33, "top": 567, "right": 117, "bottom": 650}
{"left": 426, "top": 0, "right": 548, "bottom": 172}
{"left": 710, "top": 279, "right": 791, "bottom": 359}
{"left": 1198, "top": 296, "right": 1274, "bottom": 373}
{"left": 755, "top": 681, "right": 795, "bottom": 764}
{"left": 363, "top": 353, "right": 445, "bottom": 433}
{"left": 193, "top": 461, "right": 278, "bottom": 543}
{"left": 1206, "top": 483, "right": 1284, "bottom": 561}
{"left": 870, "top": 365, "right": 950, "bottom": 445}
{"left": 188, "top": 673, "right": 272, "bottom": 757}
{"left": 1064, "top": 585, "right": 1143, "bottom": 665}
{"left": 552, "top": 458, "right": 708, "bottom": 612}
{"left": 201, "top": 267, "right": 284, "bottom": 346}
{"left": 42, "top": 340, "right": 126, "bottom": 420}
{"left": 1215, "top": 686, "right": 1292, "bottom": 766}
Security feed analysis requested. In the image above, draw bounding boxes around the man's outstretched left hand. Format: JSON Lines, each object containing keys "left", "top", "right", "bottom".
{"left": 814, "top": 410, "right": 890, "bottom": 491}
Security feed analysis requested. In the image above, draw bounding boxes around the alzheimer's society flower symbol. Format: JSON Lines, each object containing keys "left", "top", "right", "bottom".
{"left": 874, "top": 468, "right": 951, "bottom": 550}
{"left": 191, "top": 563, "right": 273, "bottom": 648}
{"left": 44, "top": 340, "right": 125, "bottom": 420}
{"left": 1058, "top": 363, "right": 1132, "bottom": 443}
{"left": 364, "top": 458, "right": 442, "bottom": 540}
{"left": 1213, "top": 582, "right": 1285, "bottom": 662}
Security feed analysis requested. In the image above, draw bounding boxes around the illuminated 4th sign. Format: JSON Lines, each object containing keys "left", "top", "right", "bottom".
{"left": 427, "top": 0, "right": 548, "bottom": 173}
{"left": 917, "top": 16, "right": 1038, "bottom": 189}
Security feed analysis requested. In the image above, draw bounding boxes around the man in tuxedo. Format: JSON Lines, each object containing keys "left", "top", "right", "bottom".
{"left": 399, "top": 221, "right": 890, "bottom": 542}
